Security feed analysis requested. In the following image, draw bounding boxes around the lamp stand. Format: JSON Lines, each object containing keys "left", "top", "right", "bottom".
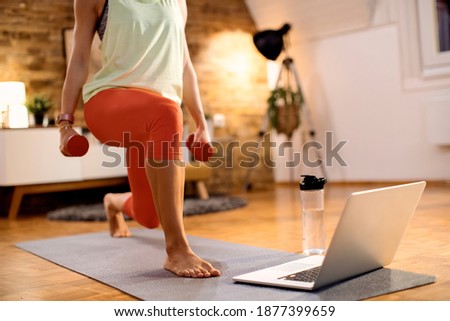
{"left": 277, "top": 57, "right": 326, "bottom": 179}
{"left": 242, "top": 57, "right": 326, "bottom": 191}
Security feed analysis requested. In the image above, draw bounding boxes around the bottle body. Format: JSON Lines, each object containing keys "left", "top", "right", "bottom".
{"left": 301, "top": 189, "right": 326, "bottom": 255}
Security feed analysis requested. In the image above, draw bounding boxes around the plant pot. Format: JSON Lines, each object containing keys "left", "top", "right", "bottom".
{"left": 33, "top": 113, "right": 45, "bottom": 126}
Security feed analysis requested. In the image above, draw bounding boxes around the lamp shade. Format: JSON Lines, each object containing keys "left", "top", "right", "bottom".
{"left": 0, "top": 81, "right": 26, "bottom": 105}
{"left": 253, "top": 24, "right": 291, "bottom": 61}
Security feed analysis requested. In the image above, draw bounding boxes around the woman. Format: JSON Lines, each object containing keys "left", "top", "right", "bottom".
{"left": 58, "top": 0, "right": 220, "bottom": 278}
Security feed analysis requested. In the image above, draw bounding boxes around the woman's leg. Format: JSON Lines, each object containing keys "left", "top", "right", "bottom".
{"left": 146, "top": 159, "right": 220, "bottom": 277}
{"left": 143, "top": 95, "right": 220, "bottom": 277}
{"left": 122, "top": 145, "right": 160, "bottom": 228}
{"left": 103, "top": 144, "right": 161, "bottom": 237}
{"left": 103, "top": 192, "right": 132, "bottom": 237}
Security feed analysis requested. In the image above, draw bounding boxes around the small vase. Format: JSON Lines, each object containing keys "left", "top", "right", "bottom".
{"left": 34, "top": 113, "right": 45, "bottom": 126}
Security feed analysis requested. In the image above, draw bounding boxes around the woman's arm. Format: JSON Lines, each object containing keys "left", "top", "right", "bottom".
{"left": 60, "top": 0, "right": 99, "bottom": 120}
{"left": 177, "top": 0, "right": 210, "bottom": 142}
{"left": 58, "top": 0, "right": 99, "bottom": 156}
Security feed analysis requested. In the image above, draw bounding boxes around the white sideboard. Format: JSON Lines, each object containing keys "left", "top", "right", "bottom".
{"left": 0, "top": 127, "right": 127, "bottom": 186}
{"left": 0, "top": 127, "right": 128, "bottom": 219}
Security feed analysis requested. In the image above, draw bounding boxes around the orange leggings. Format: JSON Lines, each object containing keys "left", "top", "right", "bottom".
{"left": 84, "top": 88, "right": 183, "bottom": 228}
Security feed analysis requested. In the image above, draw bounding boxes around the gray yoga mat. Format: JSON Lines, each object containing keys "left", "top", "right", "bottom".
{"left": 16, "top": 229, "right": 435, "bottom": 301}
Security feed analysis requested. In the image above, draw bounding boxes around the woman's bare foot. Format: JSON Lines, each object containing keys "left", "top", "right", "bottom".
{"left": 103, "top": 193, "right": 132, "bottom": 238}
{"left": 164, "top": 248, "right": 221, "bottom": 278}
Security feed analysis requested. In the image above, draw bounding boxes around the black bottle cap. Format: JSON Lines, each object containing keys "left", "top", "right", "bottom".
{"left": 300, "top": 175, "right": 327, "bottom": 190}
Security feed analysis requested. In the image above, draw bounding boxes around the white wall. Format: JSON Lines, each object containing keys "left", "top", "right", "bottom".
{"left": 246, "top": 0, "right": 450, "bottom": 182}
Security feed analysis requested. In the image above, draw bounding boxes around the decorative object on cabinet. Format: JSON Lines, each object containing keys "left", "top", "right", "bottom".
{"left": 0, "top": 81, "right": 29, "bottom": 128}
{"left": 26, "top": 95, "right": 52, "bottom": 126}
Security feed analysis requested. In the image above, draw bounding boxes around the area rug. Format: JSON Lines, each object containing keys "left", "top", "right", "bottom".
{"left": 16, "top": 229, "right": 435, "bottom": 301}
{"left": 46, "top": 196, "right": 248, "bottom": 221}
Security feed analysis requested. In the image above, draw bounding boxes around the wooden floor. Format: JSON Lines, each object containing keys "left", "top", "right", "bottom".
{"left": 1, "top": 182, "right": 449, "bottom": 301}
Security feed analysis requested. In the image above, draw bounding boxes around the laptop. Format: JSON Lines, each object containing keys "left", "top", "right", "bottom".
{"left": 233, "top": 181, "right": 426, "bottom": 291}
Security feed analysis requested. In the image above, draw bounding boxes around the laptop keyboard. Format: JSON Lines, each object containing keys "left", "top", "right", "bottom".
{"left": 278, "top": 266, "right": 322, "bottom": 283}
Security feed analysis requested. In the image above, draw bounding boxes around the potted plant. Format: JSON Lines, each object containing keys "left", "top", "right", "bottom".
{"left": 26, "top": 95, "right": 52, "bottom": 126}
{"left": 267, "top": 87, "right": 302, "bottom": 139}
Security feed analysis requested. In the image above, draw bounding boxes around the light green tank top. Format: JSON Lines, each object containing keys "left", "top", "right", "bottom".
{"left": 82, "top": 0, "right": 185, "bottom": 105}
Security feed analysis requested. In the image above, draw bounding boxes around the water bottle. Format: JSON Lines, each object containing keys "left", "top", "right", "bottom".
{"left": 300, "top": 175, "right": 327, "bottom": 255}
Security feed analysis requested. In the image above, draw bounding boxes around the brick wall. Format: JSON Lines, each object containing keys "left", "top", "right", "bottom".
{"left": 0, "top": 0, "right": 74, "bottom": 104}
{"left": 0, "top": 0, "right": 273, "bottom": 191}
